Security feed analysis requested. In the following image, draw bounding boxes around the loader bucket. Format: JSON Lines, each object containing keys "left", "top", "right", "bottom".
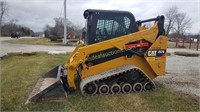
{"left": 25, "top": 65, "right": 67, "bottom": 104}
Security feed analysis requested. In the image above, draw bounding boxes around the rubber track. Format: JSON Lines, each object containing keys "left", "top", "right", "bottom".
{"left": 80, "top": 64, "right": 155, "bottom": 96}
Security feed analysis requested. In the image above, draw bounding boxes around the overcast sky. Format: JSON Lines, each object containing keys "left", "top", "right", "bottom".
{"left": 5, "top": 0, "right": 200, "bottom": 34}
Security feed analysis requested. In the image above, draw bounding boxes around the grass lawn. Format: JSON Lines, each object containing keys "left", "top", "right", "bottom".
{"left": 168, "top": 41, "right": 176, "bottom": 48}
{"left": 1, "top": 53, "right": 199, "bottom": 111}
{"left": 3, "top": 38, "right": 63, "bottom": 46}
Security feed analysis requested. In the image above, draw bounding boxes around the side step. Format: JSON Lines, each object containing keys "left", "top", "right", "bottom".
{"left": 25, "top": 65, "right": 67, "bottom": 104}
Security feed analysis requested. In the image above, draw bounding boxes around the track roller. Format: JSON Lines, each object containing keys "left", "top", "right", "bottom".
{"left": 84, "top": 82, "right": 98, "bottom": 95}
{"left": 122, "top": 83, "right": 132, "bottom": 93}
{"left": 99, "top": 84, "right": 109, "bottom": 95}
{"left": 133, "top": 82, "right": 143, "bottom": 92}
{"left": 144, "top": 82, "right": 153, "bottom": 91}
{"left": 110, "top": 83, "right": 121, "bottom": 94}
{"left": 80, "top": 65, "right": 155, "bottom": 96}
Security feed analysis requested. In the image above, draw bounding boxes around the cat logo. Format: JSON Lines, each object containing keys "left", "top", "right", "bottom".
{"left": 147, "top": 50, "right": 157, "bottom": 57}
{"left": 146, "top": 50, "right": 166, "bottom": 57}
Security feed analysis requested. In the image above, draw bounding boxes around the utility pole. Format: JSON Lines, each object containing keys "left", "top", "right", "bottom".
{"left": 0, "top": 21, "right": 1, "bottom": 37}
{"left": 63, "top": 0, "right": 67, "bottom": 45}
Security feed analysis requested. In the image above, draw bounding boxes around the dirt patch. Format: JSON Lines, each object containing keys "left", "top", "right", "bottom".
{"left": 174, "top": 51, "right": 199, "bottom": 57}
{"left": 8, "top": 52, "right": 37, "bottom": 56}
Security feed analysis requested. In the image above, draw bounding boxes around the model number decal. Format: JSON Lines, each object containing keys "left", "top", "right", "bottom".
{"left": 146, "top": 50, "right": 166, "bottom": 57}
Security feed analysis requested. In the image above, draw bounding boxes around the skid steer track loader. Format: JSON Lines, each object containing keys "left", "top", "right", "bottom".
{"left": 26, "top": 9, "right": 167, "bottom": 103}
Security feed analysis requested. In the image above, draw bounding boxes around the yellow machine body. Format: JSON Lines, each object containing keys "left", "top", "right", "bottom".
{"left": 66, "top": 22, "right": 167, "bottom": 90}
{"left": 27, "top": 9, "right": 168, "bottom": 103}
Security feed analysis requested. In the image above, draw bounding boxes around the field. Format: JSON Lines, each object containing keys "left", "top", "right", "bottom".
{"left": 168, "top": 41, "right": 199, "bottom": 49}
{"left": 1, "top": 53, "right": 199, "bottom": 111}
{"left": 3, "top": 38, "right": 63, "bottom": 46}
{"left": 3, "top": 37, "right": 80, "bottom": 46}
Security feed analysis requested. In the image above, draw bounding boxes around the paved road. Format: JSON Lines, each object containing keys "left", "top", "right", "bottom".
{"left": 0, "top": 37, "right": 75, "bottom": 53}
{"left": 1, "top": 37, "right": 199, "bottom": 53}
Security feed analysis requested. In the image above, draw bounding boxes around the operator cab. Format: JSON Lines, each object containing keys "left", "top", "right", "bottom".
{"left": 83, "top": 9, "right": 138, "bottom": 45}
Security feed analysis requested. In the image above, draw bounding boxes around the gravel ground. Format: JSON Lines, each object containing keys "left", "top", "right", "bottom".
{"left": 154, "top": 54, "right": 200, "bottom": 102}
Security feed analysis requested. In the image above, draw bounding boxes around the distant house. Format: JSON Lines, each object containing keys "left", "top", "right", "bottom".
{"left": 67, "top": 32, "right": 77, "bottom": 39}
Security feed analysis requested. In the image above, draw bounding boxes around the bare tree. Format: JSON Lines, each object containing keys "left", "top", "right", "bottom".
{"left": 53, "top": 17, "right": 64, "bottom": 36}
{"left": 0, "top": 1, "right": 8, "bottom": 36}
{"left": 44, "top": 24, "right": 51, "bottom": 37}
{"left": 165, "top": 6, "right": 192, "bottom": 47}
{"left": 2, "top": 19, "right": 18, "bottom": 35}
{"left": 164, "top": 6, "right": 178, "bottom": 35}
{"left": 173, "top": 12, "right": 191, "bottom": 38}
{"left": 44, "top": 17, "right": 82, "bottom": 40}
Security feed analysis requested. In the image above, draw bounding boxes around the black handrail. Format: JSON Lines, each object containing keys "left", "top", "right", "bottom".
{"left": 136, "top": 15, "right": 165, "bottom": 36}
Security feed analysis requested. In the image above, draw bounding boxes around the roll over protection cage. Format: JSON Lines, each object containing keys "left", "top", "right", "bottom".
{"left": 136, "top": 15, "right": 165, "bottom": 36}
